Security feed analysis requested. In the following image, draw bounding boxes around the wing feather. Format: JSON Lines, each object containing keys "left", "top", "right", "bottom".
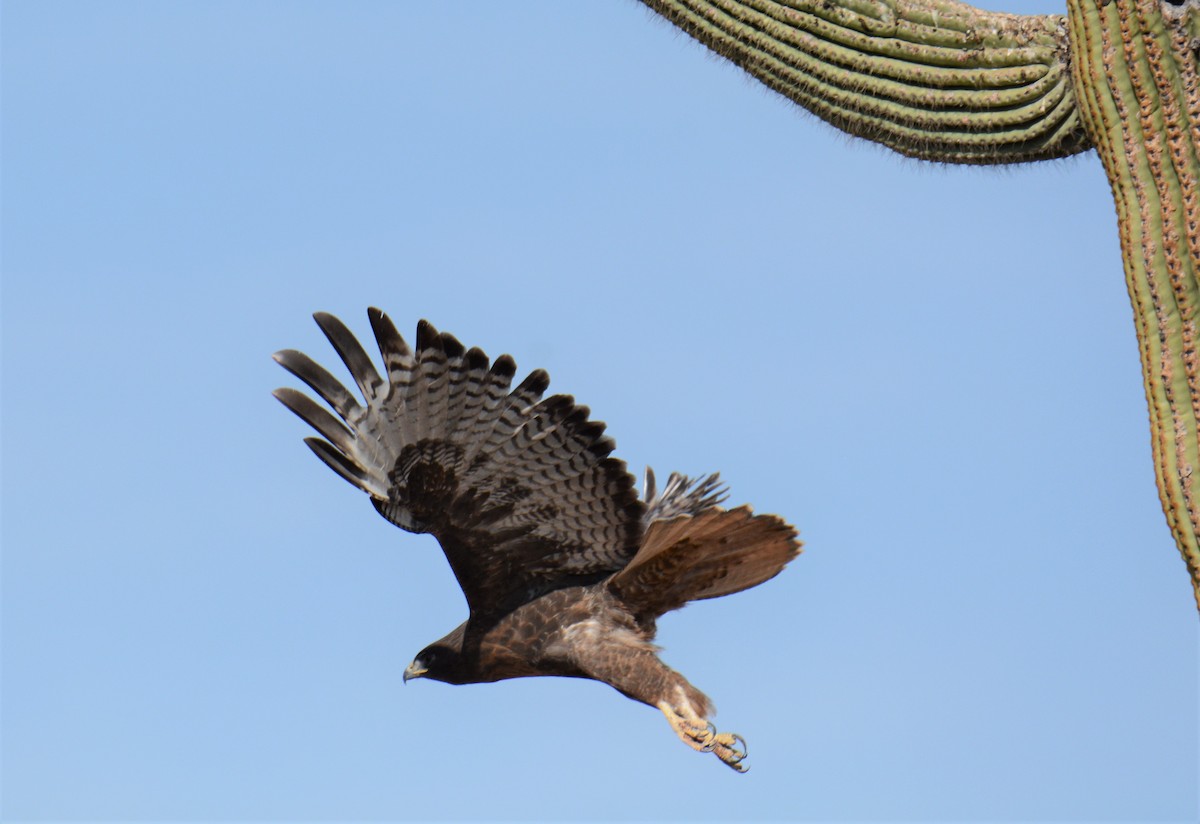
{"left": 272, "top": 387, "right": 357, "bottom": 456}
{"left": 461, "top": 354, "right": 516, "bottom": 466}
{"left": 304, "top": 436, "right": 386, "bottom": 497}
{"left": 642, "top": 469, "right": 728, "bottom": 525}
{"left": 314, "top": 311, "right": 385, "bottom": 405}
{"left": 273, "top": 349, "right": 361, "bottom": 420}
{"left": 275, "top": 308, "right": 645, "bottom": 618}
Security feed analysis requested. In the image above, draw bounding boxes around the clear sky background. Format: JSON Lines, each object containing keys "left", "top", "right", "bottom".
{"left": 3, "top": 1, "right": 1197, "bottom": 821}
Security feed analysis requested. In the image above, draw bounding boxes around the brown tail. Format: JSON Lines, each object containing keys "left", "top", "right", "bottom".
{"left": 608, "top": 506, "right": 801, "bottom": 622}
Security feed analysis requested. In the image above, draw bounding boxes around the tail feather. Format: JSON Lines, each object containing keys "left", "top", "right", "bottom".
{"left": 609, "top": 505, "right": 801, "bottom": 621}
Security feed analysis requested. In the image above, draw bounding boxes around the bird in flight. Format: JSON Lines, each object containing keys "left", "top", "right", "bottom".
{"left": 273, "top": 308, "right": 801, "bottom": 772}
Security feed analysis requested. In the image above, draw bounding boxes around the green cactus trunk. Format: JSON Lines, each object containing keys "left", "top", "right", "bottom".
{"left": 641, "top": 0, "right": 1200, "bottom": 611}
{"left": 1067, "top": 0, "right": 1200, "bottom": 609}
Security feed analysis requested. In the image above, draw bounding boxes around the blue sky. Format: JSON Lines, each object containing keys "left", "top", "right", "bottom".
{"left": 2, "top": 1, "right": 1196, "bottom": 821}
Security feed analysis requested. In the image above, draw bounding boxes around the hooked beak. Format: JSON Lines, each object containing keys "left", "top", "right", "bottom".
{"left": 403, "top": 661, "right": 427, "bottom": 684}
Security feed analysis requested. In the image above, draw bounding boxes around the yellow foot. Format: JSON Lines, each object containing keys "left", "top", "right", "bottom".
{"left": 657, "top": 701, "right": 749, "bottom": 773}
{"left": 707, "top": 731, "right": 748, "bottom": 773}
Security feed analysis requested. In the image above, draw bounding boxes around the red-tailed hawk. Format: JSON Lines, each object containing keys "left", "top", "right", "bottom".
{"left": 273, "top": 308, "right": 801, "bottom": 772}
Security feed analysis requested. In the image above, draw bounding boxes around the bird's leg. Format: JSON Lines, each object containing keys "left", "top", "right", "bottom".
{"left": 656, "top": 700, "right": 749, "bottom": 772}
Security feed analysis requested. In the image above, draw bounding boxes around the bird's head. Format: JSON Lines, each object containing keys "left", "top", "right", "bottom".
{"left": 404, "top": 641, "right": 466, "bottom": 685}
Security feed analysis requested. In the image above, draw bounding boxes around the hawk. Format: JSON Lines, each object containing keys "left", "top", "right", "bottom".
{"left": 273, "top": 308, "right": 801, "bottom": 772}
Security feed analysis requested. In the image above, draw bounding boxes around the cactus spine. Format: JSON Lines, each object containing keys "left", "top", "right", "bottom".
{"left": 641, "top": 0, "right": 1200, "bottom": 610}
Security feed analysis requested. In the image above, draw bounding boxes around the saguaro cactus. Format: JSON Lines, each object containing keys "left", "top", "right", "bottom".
{"left": 640, "top": 0, "right": 1200, "bottom": 610}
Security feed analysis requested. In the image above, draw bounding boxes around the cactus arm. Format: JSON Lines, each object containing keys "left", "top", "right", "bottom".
{"left": 1066, "top": 0, "right": 1200, "bottom": 609}
{"left": 638, "top": 0, "right": 1093, "bottom": 163}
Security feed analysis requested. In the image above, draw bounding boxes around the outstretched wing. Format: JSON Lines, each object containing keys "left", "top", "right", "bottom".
{"left": 610, "top": 473, "right": 800, "bottom": 621}
{"left": 274, "top": 308, "right": 645, "bottom": 619}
